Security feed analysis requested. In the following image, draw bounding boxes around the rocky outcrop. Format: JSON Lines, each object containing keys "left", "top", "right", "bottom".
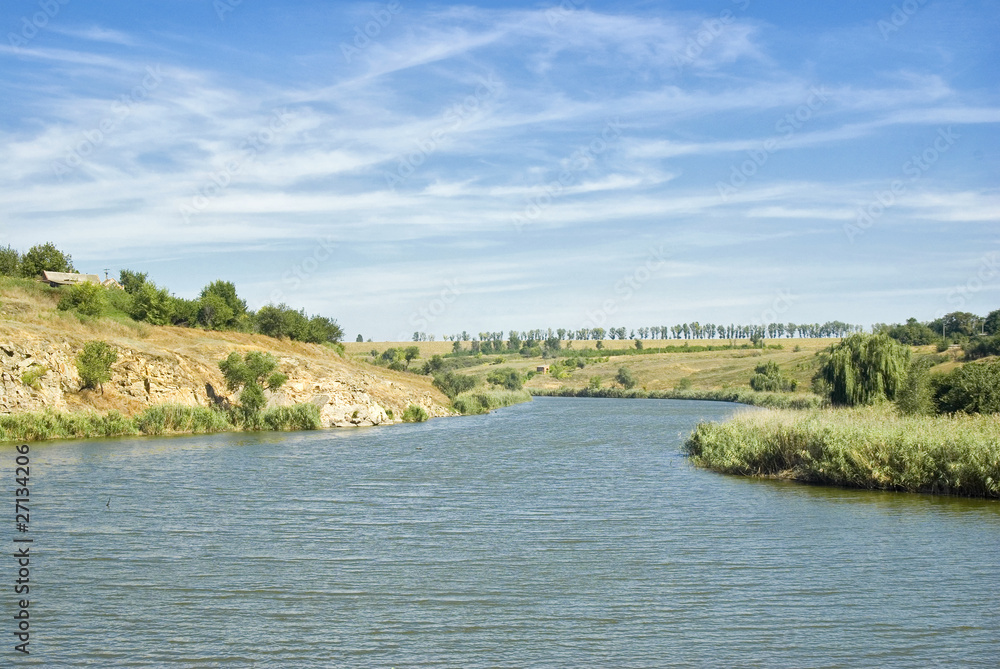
{"left": 0, "top": 331, "right": 454, "bottom": 427}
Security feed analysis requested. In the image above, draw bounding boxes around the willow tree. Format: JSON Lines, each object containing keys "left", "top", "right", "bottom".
{"left": 820, "top": 333, "right": 910, "bottom": 406}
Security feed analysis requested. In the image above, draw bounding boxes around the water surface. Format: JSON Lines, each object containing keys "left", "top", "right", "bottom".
{"left": 14, "top": 397, "right": 1000, "bottom": 667}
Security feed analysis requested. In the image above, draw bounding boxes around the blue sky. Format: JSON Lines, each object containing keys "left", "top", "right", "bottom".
{"left": 1, "top": 0, "right": 998, "bottom": 340}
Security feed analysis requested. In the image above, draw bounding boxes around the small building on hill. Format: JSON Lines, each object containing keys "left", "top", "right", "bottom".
{"left": 102, "top": 277, "right": 123, "bottom": 290}
{"left": 40, "top": 271, "right": 101, "bottom": 287}
{"left": 536, "top": 365, "right": 550, "bottom": 374}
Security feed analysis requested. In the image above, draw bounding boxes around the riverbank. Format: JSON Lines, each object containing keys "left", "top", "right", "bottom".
{"left": 685, "top": 407, "right": 1000, "bottom": 498}
{"left": 530, "top": 386, "right": 826, "bottom": 409}
{"left": 0, "top": 277, "right": 454, "bottom": 442}
{"left": 0, "top": 403, "right": 325, "bottom": 444}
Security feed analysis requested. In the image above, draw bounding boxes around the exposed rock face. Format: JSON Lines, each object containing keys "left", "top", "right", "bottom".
{"left": 0, "top": 331, "right": 453, "bottom": 427}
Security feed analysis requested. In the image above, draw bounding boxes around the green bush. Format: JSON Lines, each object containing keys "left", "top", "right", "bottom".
{"left": 895, "top": 357, "right": 937, "bottom": 415}
{"left": 402, "top": 404, "right": 429, "bottom": 422}
{"left": 76, "top": 340, "right": 117, "bottom": 391}
{"left": 486, "top": 367, "right": 524, "bottom": 390}
{"left": 452, "top": 389, "right": 532, "bottom": 415}
{"left": 749, "top": 360, "right": 796, "bottom": 392}
{"left": 432, "top": 371, "right": 477, "bottom": 399}
{"left": 963, "top": 334, "right": 1000, "bottom": 361}
{"left": 21, "top": 366, "right": 47, "bottom": 390}
{"left": 615, "top": 366, "right": 637, "bottom": 389}
{"left": 261, "top": 404, "right": 322, "bottom": 431}
{"left": 58, "top": 282, "right": 107, "bottom": 318}
{"left": 934, "top": 359, "right": 1000, "bottom": 414}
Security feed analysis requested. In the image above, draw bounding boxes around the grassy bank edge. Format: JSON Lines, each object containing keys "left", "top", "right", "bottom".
{"left": 684, "top": 407, "right": 1000, "bottom": 498}
{"left": 454, "top": 388, "right": 532, "bottom": 415}
{"left": 0, "top": 403, "right": 322, "bottom": 445}
{"left": 529, "top": 386, "right": 827, "bottom": 410}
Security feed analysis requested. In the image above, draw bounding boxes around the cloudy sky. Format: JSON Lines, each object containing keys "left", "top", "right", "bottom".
{"left": 1, "top": 0, "right": 997, "bottom": 340}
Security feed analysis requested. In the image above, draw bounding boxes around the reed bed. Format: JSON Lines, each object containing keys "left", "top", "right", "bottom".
{"left": 685, "top": 407, "right": 1000, "bottom": 498}
{"left": 0, "top": 402, "right": 323, "bottom": 444}
{"left": 453, "top": 388, "right": 532, "bottom": 415}
{"left": 530, "top": 386, "right": 826, "bottom": 410}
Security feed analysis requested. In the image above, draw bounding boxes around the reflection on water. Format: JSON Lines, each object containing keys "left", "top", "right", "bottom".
{"left": 14, "top": 397, "right": 1000, "bottom": 667}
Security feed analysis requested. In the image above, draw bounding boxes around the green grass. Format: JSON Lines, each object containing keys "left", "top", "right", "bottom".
{"left": 402, "top": 404, "right": 429, "bottom": 422}
{"left": 0, "top": 409, "right": 140, "bottom": 442}
{"left": 133, "top": 404, "right": 234, "bottom": 436}
{"left": 453, "top": 388, "right": 532, "bottom": 415}
{"left": 20, "top": 366, "right": 47, "bottom": 390}
{"left": 0, "top": 402, "right": 324, "bottom": 443}
{"left": 685, "top": 407, "right": 1000, "bottom": 498}
{"left": 530, "top": 386, "right": 826, "bottom": 410}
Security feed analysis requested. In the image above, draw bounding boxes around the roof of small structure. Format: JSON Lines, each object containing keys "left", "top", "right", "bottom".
{"left": 41, "top": 271, "right": 101, "bottom": 286}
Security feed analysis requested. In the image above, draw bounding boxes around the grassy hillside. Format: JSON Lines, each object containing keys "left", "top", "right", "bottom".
{"left": 347, "top": 337, "right": 964, "bottom": 398}
{"left": 0, "top": 277, "right": 452, "bottom": 431}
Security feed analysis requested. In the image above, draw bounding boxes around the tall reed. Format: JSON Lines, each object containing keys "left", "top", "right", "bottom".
{"left": 685, "top": 407, "right": 1000, "bottom": 498}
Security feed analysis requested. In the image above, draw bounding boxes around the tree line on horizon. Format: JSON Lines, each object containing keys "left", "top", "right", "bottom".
{"left": 0, "top": 242, "right": 343, "bottom": 345}
{"left": 412, "top": 321, "right": 865, "bottom": 347}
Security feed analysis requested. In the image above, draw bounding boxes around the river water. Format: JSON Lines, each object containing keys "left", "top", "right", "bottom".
{"left": 12, "top": 397, "right": 1000, "bottom": 667}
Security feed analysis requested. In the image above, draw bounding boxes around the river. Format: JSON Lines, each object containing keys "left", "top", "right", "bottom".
{"left": 13, "top": 397, "right": 1000, "bottom": 667}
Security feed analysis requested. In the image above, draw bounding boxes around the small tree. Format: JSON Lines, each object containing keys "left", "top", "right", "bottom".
{"left": 749, "top": 360, "right": 796, "bottom": 392}
{"left": 219, "top": 351, "right": 288, "bottom": 427}
{"left": 0, "top": 245, "right": 20, "bottom": 276}
{"left": 486, "top": 367, "right": 523, "bottom": 390}
{"left": 895, "top": 357, "right": 937, "bottom": 415}
{"left": 589, "top": 375, "right": 602, "bottom": 389}
{"left": 818, "top": 333, "right": 910, "bottom": 406}
{"left": 76, "top": 340, "right": 117, "bottom": 393}
{"left": 984, "top": 309, "right": 1000, "bottom": 336}
{"left": 20, "top": 242, "right": 74, "bottom": 278}
{"left": 616, "top": 366, "right": 637, "bottom": 389}
{"left": 118, "top": 269, "right": 149, "bottom": 294}
{"left": 404, "top": 346, "right": 420, "bottom": 369}
{"left": 934, "top": 359, "right": 1000, "bottom": 414}
{"left": 433, "top": 371, "right": 476, "bottom": 399}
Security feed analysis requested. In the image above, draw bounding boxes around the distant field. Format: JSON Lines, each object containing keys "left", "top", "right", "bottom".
{"left": 346, "top": 338, "right": 844, "bottom": 394}
{"left": 338, "top": 338, "right": 964, "bottom": 395}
